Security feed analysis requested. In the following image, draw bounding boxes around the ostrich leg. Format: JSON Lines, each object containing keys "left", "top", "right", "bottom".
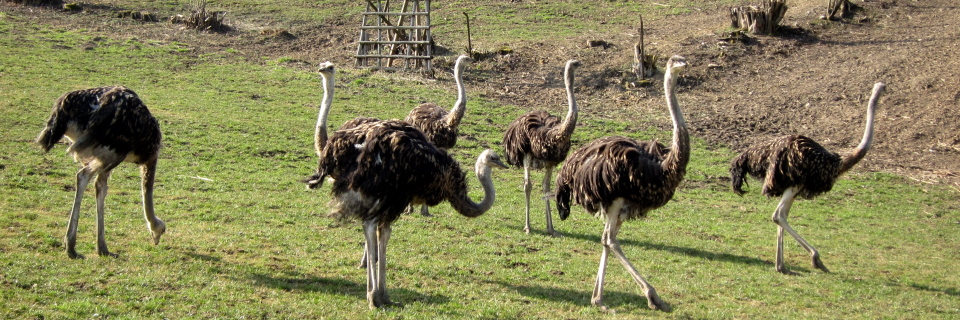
{"left": 419, "top": 204, "right": 431, "bottom": 217}
{"left": 603, "top": 199, "right": 667, "bottom": 311}
{"left": 374, "top": 223, "right": 397, "bottom": 307}
{"left": 522, "top": 155, "right": 533, "bottom": 234}
{"left": 363, "top": 220, "right": 379, "bottom": 309}
{"left": 65, "top": 166, "right": 95, "bottom": 259}
{"left": 94, "top": 170, "right": 119, "bottom": 257}
{"left": 542, "top": 166, "right": 560, "bottom": 237}
{"left": 140, "top": 160, "right": 166, "bottom": 245}
{"left": 591, "top": 205, "right": 613, "bottom": 310}
{"left": 772, "top": 187, "right": 829, "bottom": 274}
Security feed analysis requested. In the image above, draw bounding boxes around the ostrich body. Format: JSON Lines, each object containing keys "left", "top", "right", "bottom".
{"left": 36, "top": 86, "right": 166, "bottom": 259}
{"left": 405, "top": 55, "right": 472, "bottom": 150}
{"left": 730, "top": 82, "right": 886, "bottom": 275}
{"left": 306, "top": 119, "right": 507, "bottom": 309}
{"left": 403, "top": 55, "right": 473, "bottom": 216}
{"left": 502, "top": 59, "right": 581, "bottom": 236}
{"left": 555, "top": 56, "right": 689, "bottom": 311}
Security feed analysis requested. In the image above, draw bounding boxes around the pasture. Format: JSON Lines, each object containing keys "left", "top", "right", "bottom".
{"left": 1, "top": 0, "right": 958, "bottom": 318}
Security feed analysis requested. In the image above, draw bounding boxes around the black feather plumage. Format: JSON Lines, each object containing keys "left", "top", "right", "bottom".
{"left": 556, "top": 136, "right": 681, "bottom": 220}
{"left": 404, "top": 103, "right": 459, "bottom": 149}
{"left": 729, "top": 135, "right": 841, "bottom": 199}
{"left": 502, "top": 110, "right": 570, "bottom": 168}
{"left": 311, "top": 120, "right": 474, "bottom": 224}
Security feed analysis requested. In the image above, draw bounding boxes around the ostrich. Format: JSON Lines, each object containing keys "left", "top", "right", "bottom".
{"left": 36, "top": 86, "right": 166, "bottom": 259}
{"left": 729, "top": 82, "right": 886, "bottom": 275}
{"left": 308, "top": 61, "right": 385, "bottom": 269}
{"left": 555, "top": 55, "right": 689, "bottom": 311}
{"left": 502, "top": 59, "right": 581, "bottom": 236}
{"left": 305, "top": 120, "right": 508, "bottom": 309}
{"left": 404, "top": 54, "right": 474, "bottom": 216}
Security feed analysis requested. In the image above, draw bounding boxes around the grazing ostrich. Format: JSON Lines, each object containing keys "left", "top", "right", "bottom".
{"left": 36, "top": 86, "right": 166, "bottom": 259}
{"left": 730, "top": 82, "right": 886, "bottom": 275}
{"left": 404, "top": 54, "right": 474, "bottom": 216}
{"left": 555, "top": 55, "right": 689, "bottom": 312}
{"left": 305, "top": 120, "right": 508, "bottom": 309}
{"left": 502, "top": 59, "right": 581, "bottom": 236}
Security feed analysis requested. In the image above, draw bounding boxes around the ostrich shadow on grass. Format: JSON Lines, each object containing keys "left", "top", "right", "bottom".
{"left": 558, "top": 230, "right": 771, "bottom": 268}
{"left": 179, "top": 249, "right": 450, "bottom": 306}
{"left": 244, "top": 272, "right": 451, "bottom": 307}
{"left": 481, "top": 279, "right": 667, "bottom": 311}
{"left": 907, "top": 283, "right": 960, "bottom": 297}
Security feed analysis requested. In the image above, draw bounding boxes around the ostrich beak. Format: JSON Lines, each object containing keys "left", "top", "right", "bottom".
{"left": 491, "top": 157, "right": 508, "bottom": 169}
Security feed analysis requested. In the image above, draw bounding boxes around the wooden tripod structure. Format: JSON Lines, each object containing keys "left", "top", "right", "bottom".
{"left": 355, "top": 0, "right": 433, "bottom": 71}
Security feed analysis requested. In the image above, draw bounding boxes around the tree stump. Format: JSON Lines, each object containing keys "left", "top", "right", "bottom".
{"left": 827, "top": 0, "right": 851, "bottom": 20}
{"left": 632, "top": 15, "right": 658, "bottom": 80}
{"left": 729, "top": 0, "right": 788, "bottom": 35}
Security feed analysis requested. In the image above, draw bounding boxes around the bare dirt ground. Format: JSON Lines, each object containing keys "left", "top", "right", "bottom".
{"left": 5, "top": 0, "right": 959, "bottom": 190}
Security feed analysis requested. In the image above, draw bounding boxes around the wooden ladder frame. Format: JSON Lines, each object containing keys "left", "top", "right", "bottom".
{"left": 355, "top": 0, "right": 433, "bottom": 71}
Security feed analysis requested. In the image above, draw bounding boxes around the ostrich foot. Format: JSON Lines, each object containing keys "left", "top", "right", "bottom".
{"left": 592, "top": 301, "right": 617, "bottom": 314}
{"left": 97, "top": 242, "right": 118, "bottom": 258}
{"left": 368, "top": 293, "right": 401, "bottom": 309}
{"left": 646, "top": 292, "right": 670, "bottom": 312}
{"left": 776, "top": 265, "right": 799, "bottom": 276}
{"left": 65, "top": 237, "right": 83, "bottom": 259}
{"left": 97, "top": 249, "right": 119, "bottom": 258}
{"left": 523, "top": 226, "right": 532, "bottom": 234}
{"left": 66, "top": 249, "right": 84, "bottom": 260}
{"left": 812, "top": 254, "right": 830, "bottom": 273}
{"left": 419, "top": 205, "right": 432, "bottom": 217}
{"left": 591, "top": 298, "right": 610, "bottom": 312}
{"left": 547, "top": 229, "right": 562, "bottom": 238}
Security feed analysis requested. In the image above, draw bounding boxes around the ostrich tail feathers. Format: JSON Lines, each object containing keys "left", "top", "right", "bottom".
{"left": 36, "top": 113, "right": 68, "bottom": 153}
{"left": 36, "top": 127, "right": 60, "bottom": 152}
{"left": 729, "top": 154, "right": 749, "bottom": 196}
{"left": 303, "top": 172, "right": 327, "bottom": 189}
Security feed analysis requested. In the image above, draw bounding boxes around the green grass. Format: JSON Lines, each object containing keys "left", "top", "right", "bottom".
{"left": 2, "top": 3, "right": 960, "bottom": 319}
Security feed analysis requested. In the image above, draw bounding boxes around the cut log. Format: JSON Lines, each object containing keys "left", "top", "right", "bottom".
{"left": 729, "top": 0, "right": 788, "bottom": 35}
{"left": 827, "top": 0, "right": 851, "bottom": 20}
{"left": 632, "top": 15, "right": 658, "bottom": 79}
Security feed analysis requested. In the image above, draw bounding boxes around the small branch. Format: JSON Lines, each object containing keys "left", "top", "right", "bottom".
{"left": 463, "top": 12, "right": 473, "bottom": 57}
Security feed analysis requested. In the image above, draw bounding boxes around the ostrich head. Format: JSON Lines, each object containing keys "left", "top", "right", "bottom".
{"left": 871, "top": 82, "right": 886, "bottom": 100}
{"left": 666, "top": 55, "right": 687, "bottom": 76}
{"left": 477, "top": 149, "right": 509, "bottom": 175}
{"left": 317, "top": 61, "right": 335, "bottom": 77}
{"left": 454, "top": 55, "right": 474, "bottom": 70}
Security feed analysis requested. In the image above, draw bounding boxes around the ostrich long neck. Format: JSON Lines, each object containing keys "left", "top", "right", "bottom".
{"left": 661, "top": 69, "right": 690, "bottom": 176}
{"left": 557, "top": 65, "right": 578, "bottom": 137}
{"left": 314, "top": 73, "right": 334, "bottom": 157}
{"left": 449, "top": 159, "right": 497, "bottom": 218}
{"left": 838, "top": 84, "right": 883, "bottom": 175}
{"left": 444, "top": 63, "right": 468, "bottom": 128}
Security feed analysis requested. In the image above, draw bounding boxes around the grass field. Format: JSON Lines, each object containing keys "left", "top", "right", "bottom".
{"left": 2, "top": 2, "right": 959, "bottom": 319}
